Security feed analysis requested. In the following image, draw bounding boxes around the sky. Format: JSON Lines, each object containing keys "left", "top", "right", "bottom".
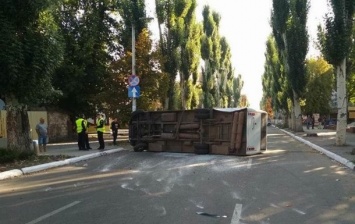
{"left": 146, "top": 0, "right": 329, "bottom": 109}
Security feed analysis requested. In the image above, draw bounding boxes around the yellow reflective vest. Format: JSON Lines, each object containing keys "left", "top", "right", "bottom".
{"left": 96, "top": 118, "right": 104, "bottom": 133}
{"left": 75, "top": 118, "right": 84, "bottom": 133}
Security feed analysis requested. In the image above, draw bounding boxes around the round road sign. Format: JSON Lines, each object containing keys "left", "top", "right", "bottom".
{"left": 128, "top": 75, "right": 140, "bottom": 86}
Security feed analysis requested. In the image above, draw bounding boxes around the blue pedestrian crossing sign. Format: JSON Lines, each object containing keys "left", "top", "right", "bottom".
{"left": 128, "top": 86, "right": 140, "bottom": 98}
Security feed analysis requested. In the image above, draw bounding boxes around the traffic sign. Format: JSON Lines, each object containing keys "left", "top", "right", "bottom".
{"left": 128, "top": 86, "right": 140, "bottom": 98}
{"left": 128, "top": 75, "right": 140, "bottom": 86}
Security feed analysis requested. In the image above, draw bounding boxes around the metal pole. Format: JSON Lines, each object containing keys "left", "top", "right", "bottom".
{"left": 132, "top": 23, "right": 136, "bottom": 112}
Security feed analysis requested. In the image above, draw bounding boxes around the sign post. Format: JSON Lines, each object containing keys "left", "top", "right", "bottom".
{"left": 128, "top": 73, "right": 140, "bottom": 112}
{"left": 131, "top": 24, "right": 137, "bottom": 112}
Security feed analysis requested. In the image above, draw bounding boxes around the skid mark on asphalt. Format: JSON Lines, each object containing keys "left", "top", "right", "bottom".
{"left": 292, "top": 208, "right": 306, "bottom": 215}
{"left": 231, "top": 191, "right": 242, "bottom": 200}
{"left": 153, "top": 205, "right": 167, "bottom": 216}
{"left": 196, "top": 211, "right": 227, "bottom": 218}
{"left": 189, "top": 199, "right": 204, "bottom": 209}
{"left": 121, "top": 183, "right": 134, "bottom": 191}
{"left": 247, "top": 159, "right": 252, "bottom": 169}
{"left": 25, "top": 201, "right": 81, "bottom": 224}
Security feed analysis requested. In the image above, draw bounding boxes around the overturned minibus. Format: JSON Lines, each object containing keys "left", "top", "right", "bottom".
{"left": 128, "top": 108, "right": 267, "bottom": 156}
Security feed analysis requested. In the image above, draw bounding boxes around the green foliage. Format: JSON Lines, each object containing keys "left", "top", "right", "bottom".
{"left": 201, "top": 5, "right": 223, "bottom": 108}
{"left": 232, "top": 74, "right": 243, "bottom": 107}
{"left": 175, "top": 0, "right": 202, "bottom": 109}
{"left": 118, "top": 0, "right": 148, "bottom": 49}
{"left": 52, "top": 0, "right": 122, "bottom": 116}
{"left": 302, "top": 57, "right": 334, "bottom": 114}
{"left": 271, "top": 0, "right": 309, "bottom": 121}
{"left": 0, "top": 148, "right": 35, "bottom": 163}
{"left": 286, "top": 0, "right": 309, "bottom": 95}
{"left": 0, "top": 0, "right": 64, "bottom": 105}
{"left": 348, "top": 25, "right": 355, "bottom": 105}
{"left": 104, "top": 28, "right": 168, "bottom": 123}
{"left": 271, "top": 0, "right": 290, "bottom": 51}
{"left": 155, "top": 0, "right": 181, "bottom": 109}
{"left": 317, "top": 0, "right": 354, "bottom": 66}
{"left": 262, "top": 35, "right": 289, "bottom": 113}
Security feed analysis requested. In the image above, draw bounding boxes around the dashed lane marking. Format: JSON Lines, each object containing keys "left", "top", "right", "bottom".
{"left": 231, "top": 203, "right": 242, "bottom": 224}
{"left": 25, "top": 201, "right": 81, "bottom": 224}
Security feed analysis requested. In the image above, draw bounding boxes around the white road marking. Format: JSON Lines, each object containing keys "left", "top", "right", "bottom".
{"left": 25, "top": 201, "right": 81, "bottom": 224}
{"left": 247, "top": 158, "right": 252, "bottom": 169}
{"left": 231, "top": 203, "right": 242, "bottom": 224}
{"left": 292, "top": 208, "right": 306, "bottom": 215}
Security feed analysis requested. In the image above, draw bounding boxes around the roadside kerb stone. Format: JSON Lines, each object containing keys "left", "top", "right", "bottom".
{"left": 1, "top": 148, "right": 125, "bottom": 180}
{"left": 0, "top": 169, "right": 23, "bottom": 180}
{"left": 279, "top": 128, "right": 355, "bottom": 171}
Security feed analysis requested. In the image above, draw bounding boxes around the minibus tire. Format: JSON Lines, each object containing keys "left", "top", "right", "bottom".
{"left": 133, "top": 143, "right": 147, "bottom": 152}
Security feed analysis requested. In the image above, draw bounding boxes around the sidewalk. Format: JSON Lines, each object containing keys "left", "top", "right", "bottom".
{"left": 279, "top": 125, "right": 355, "bottom": 170}
{"left": 1, "top": 127, "right": 354, "bottom": 180}
{"left": 0, "top": 135, "right": 132, "bottom": 180}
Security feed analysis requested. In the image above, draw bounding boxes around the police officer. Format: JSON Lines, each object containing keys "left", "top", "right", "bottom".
{"left": 83, "top": 115, "right": 92, "bottom": 150}
{"left": 75, "top": 115, "right": 87, "bottom": 150}
{"left": 96, "top": 113, "right": 105, "bottom": 150}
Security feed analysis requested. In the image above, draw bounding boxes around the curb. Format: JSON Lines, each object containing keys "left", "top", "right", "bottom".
{"left": 0, "top": 148, "right": 125, "bottom": 180}
{"left": 0, "top": 169, "right": 23, "bottom": 180}
{"left": 279, "top": 128, "right": 355, "bottom": 171}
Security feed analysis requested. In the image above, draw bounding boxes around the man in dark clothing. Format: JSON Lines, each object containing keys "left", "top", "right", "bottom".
{"left": 83, "top": 116, "right": 92, "bottom": 149}
{"left": 96, "top": 113, "right": 105, "bottom": 150}
{"left": 111, "top": 118, "right": 120, "bottom": 145}
{"left": 75, "top": 115, "right": 87, "bottom": 150}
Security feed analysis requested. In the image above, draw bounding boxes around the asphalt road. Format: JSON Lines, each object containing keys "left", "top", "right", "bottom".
{"left": 1, "top": 127, "right": 354, "bottom": 224}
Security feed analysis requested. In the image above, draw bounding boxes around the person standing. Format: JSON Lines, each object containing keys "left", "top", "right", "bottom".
{"left": 96, "top": 113, "right": 105, "bottom": 150}
{"left": 75, "top": 115, "right": 87, "bottom": 150}
{"left": 83, "top": 115, "right": 92, "bottom": 150}
{"left": 306, "top": 115, "right": 311, "bottom": 129}
{"left": 35, "top": 117, "right": 48, "bottom": 153}
{"left": 110, "top": 118, "right": 120, "bottom": 145}
{"left": 311, "top": 115, "right": 315, "bottom": 129}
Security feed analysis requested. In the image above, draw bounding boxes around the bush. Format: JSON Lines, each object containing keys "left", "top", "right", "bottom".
{"left": 0, "top": 148, "right": 35, "bottom": 163}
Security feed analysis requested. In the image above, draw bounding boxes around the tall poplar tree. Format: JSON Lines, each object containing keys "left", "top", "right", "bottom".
{"left": 262, "top": 35, "right": 289, "bottom": 118}
{"left": 174, "top": 0, "right": 202, "bottom": 109}
{"left": 201, "top": 6, "right": 222, "bottom": 108}
{"left": 271, "top": 0, "right": 309, "bottom": 131}
{"left": 155, "top": 0, "right": 181, "bottom": 110}
{"left": 317, "top": 0, "right": 354, "bottom": 145}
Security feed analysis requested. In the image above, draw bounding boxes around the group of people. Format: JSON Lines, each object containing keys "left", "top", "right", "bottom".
{"left": 74, "top": 113, "right": 120, "bottom": 151}
{"left": 305, "top": 115, "right": 327, "bottom": 130}
{"left": 75, "top": 113, "right": 119, "bottom": 150}
{"left": 35, "top": 113, "right": 120, "bottom": 153}
{"left": 306, "top": 115, "right": 315, "bottom": 129}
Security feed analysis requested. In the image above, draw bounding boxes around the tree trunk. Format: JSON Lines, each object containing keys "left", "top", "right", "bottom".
{"left": 292, "top": 90, "right": 303, "bottom": 132}
{"left": 6, "top": 103, "right": 32, "bottom": 151}
{"left": 284, "top": 113, "right": 289, "bottom": 129}
{"left": 180, "top": 75, "right": 186, "bottom": 110}
{"left": 165, "top": 74, "right": 176, "bottom": 110}
{"left": 335, "top": 59, "right": 347, "bottom": 146}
